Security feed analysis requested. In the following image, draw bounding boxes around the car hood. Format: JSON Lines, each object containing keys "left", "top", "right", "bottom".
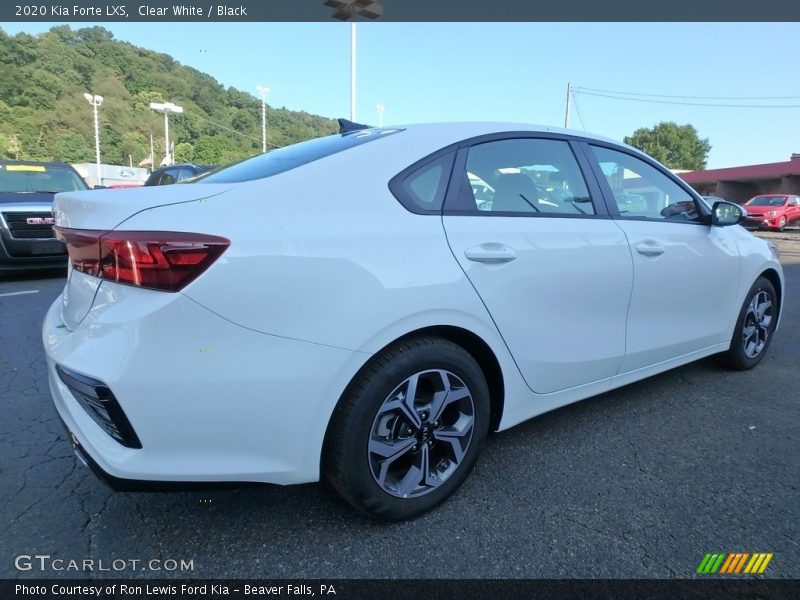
{"left": 744, "top": 205, "right": 784, "bottom": 215}
{"left": 0, "top": 191, "right": 57, "bottom": 206}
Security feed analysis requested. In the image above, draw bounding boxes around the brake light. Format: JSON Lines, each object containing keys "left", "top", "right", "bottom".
{"left": 53, "top": 227, "right": 230, "bottom": 292}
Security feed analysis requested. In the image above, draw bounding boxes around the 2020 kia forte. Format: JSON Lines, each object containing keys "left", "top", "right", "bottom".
{"left": 43, "top": 122, "right": 783, "bottom": 520}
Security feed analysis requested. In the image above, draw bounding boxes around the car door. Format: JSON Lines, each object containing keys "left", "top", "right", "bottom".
{"left": 442, "top": 136, "right": 633, "bottom": 394}
{"left": 582, "top": 143, "right": 741, "bottom": 373}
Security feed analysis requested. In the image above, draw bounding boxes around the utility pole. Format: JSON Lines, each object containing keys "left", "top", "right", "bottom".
{"left": 83, "top": 93, "right": 103, "bottom": 185}
{"left": 350, "top": 22, "right": 357, "bottom": 121}
{"left": 564, "top": 82, "right": 572, "bottom": 129}
{"left": 256, "top": 86, "right": 270, "bottom": 153}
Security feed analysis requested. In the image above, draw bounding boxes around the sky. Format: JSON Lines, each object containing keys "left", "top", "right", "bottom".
{"left": 2, "top": 22, "right": 799, "bottom": 169}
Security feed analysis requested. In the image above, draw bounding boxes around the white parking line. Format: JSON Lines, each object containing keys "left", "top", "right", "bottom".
{"left": 0, "top": 290, "right": 40, "bottom": 298}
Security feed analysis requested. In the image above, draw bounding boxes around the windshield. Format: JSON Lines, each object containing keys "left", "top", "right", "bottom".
{"left": 0, "top": 165, "right": 89, "bottom": 193}
{"left": 746, "top": 196, "right": 786, "bottom": 207}
{"left": 198, "top": 128, "right": 403, "bottom": 184}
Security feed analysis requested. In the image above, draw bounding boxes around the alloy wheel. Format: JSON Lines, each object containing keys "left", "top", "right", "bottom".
{"left": 368, "top": 369, "right": 475, "bottom": 499}
{"left": 742, "top": 290, "right": 773, "bottom": 359}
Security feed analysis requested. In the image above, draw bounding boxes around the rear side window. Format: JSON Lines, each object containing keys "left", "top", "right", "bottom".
{"left": 390, "top": 153, "right": 455, "bottom": 214}
{"left": 200, "top": 128, "right": 403, "bottom": 184}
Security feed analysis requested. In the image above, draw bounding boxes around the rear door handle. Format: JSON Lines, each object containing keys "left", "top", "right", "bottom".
{"left": 634, "top": 241, "right": 665, "bottom": 257}
{"left": 464, "top": 243, "right": 518, "bottom": 264}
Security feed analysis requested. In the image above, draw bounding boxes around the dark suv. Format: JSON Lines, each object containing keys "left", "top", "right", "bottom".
{"left": 0, "top": 160, "right": 90, "bottom": 273}
{"left": 144, "top": 164, "right": 214, "bottom": 186}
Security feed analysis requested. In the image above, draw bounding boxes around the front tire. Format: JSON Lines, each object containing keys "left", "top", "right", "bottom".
{"left": 777, "top": 216, "right": 787, "bottom": 231}
{"left": 324, "top": 337, "right": 490, "bottom": 521}
{"left": 722, "top": 277, "right": 777, "bottom": 370}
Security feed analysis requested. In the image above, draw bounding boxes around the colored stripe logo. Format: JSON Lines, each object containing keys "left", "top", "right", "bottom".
{"left": 696, "top": 552, "right": 773, "bottom": 574}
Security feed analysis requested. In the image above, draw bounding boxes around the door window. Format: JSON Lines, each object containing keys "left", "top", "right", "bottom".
{"left": 158, "top": 169, "right": 178, "bottom": 185}
{"left": 458, "top": 139, "right": 595, "bottom": 215}
{"left": 590, "top": 146, "right": 701, "bottom": 222}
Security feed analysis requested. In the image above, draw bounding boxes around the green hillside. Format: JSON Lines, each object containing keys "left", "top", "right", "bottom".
{"left": 0, "top": 25, "right": 339, "bottom": 167}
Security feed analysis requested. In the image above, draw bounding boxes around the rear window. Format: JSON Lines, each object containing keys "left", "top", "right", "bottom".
{"left": 0, "top": 164, "right": 88, "bottom": 193}
{"left": 199, "top": 128, "right": 403, "bottom": 184}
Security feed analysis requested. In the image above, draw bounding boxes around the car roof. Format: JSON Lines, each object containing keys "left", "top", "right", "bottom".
{"left": 392, "top": 121, "right": 626, "bottom": 146}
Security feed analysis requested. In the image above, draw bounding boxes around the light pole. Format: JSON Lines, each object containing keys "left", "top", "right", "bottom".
{"left": 351, "top": 22, "right": 357, "bottom": 121}
{"left": 324, "top": 1, "right": 384, "bottom": 121}
{"left": 149, "top": 101, "right": 184, "bottom": 166}
{"left": 376, "top": 103, "right": 385, "bottom": 127}
{"left": 83, "top": 93, "right": 103, "bottom": 185}
{"left": 256, "top": 86, "right": 270, "bottom": 153}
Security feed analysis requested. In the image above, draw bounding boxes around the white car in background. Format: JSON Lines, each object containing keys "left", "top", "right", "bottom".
{"left": 44, "top": 122, "right": 783, "bottom": 520}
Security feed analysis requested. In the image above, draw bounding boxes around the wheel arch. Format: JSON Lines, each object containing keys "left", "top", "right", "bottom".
{"left": 321, "top": 325, "right": 506, "bottom": 469}
{"left": 759, "top": 267, "right": 783, "bottom": 322}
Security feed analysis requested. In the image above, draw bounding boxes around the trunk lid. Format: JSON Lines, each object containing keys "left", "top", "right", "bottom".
{"left": 53, "top": 183, "right": 233, "bottom": 230}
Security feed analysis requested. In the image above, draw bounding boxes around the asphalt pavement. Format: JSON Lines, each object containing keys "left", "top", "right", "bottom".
{"left": 1, "top": 232, "right": 798, "bottom": 579}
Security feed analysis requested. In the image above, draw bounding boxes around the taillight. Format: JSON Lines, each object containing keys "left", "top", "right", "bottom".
{"left": 53, "top": 227, "right": 230, "bottom": 292}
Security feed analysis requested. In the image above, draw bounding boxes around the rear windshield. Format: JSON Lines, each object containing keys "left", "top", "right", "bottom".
{"left": 747, "top": 196, "right": 786, "bottom": 207}
{"left": 198, "top": 128, "right": 403, "bottom": 184}
{"left": 0, "top": 164, "right": 88, "bottom": 193}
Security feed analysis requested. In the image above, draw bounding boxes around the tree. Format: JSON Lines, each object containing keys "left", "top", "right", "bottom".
{"left": 49, "top": 131, "right": 92, "bottom": 162}
{"left": 624, "top": 122, "right": 711, "bottom": 171}
{"left": 173, "top": 142, "right": 194, "bottom": 163}
{"left": 0, "top": 25, "right": 338, "bottom": 165}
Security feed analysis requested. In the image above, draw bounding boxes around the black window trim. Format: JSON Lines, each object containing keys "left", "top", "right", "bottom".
{"left": 388, "top": 148, "right": 458, "bottom": 215}
{"left": 576, "top": 140, "right": 713, "bottom": 227}
{"left": 441, "top": 131, "right": 611, "bottom": 219}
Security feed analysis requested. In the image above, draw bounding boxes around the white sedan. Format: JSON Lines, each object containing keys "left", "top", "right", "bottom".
{"left": 43, "top": 122, "right": 783, "bottom": 520}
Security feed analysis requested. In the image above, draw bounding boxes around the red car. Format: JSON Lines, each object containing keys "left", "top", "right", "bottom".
{"left": 743, "top": 194, "right": 800, "bottom": 231}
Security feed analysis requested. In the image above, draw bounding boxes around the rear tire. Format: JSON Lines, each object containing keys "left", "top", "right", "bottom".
{"left": 722, "top": 277, "right": 777, "bottom": 370}
{"left": 324, "top": 337, "right": 490, "bottom": 521}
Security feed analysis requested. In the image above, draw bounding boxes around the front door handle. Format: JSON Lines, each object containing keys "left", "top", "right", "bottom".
{"left": 464, "top": 243, "right": 518, "bottom": 264}
{"left": 635, "top": 241, "right": 665, "bottom": 257}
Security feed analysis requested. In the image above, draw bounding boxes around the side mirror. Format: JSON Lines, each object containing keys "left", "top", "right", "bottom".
{"left": 712, "top": 201, "right": 746, "bottom": 226}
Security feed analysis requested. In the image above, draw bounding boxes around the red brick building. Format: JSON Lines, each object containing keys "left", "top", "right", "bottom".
{"left": 679, "top": 155, "right": 800, "bottom": 204}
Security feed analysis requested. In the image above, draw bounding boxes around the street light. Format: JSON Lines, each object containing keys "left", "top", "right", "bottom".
{"left": 324, "top": 1, "right": 384, "bottom": 121}
{"left": 376, "top": 103, "right": 385, "bottom": 127}
{"left": 83, "top": 93, "right": 103, "bottom": 186}
{"left": 256, "top": 86, "right": 270, "bottom": 153}
{"left": 149, "top": 101, "right": 184, "bottom": 166}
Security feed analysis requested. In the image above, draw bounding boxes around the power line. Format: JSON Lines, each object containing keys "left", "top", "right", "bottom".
{"left": 575, "top": 90, "right": 800, "bottom": 109}
{"left": 575, "top": 86, "right": 800, "bottom": 101}
{"left": 187, "top": 112, "right": 280, "bottom": 147}
{"left": 571, "top": 90, "right": 588, "bottom": 130}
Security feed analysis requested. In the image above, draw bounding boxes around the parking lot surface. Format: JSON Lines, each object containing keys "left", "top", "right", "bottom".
{"left": 1, "top": 232, "right": 798, "bottom": 579}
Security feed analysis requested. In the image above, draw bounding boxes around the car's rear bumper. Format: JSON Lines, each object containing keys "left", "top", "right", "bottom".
{"left": 43, "top": 282, "right": 367, "bottom": 486}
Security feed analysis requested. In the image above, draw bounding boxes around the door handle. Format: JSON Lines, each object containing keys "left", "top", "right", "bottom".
{"left": 464, "top": 243, "right": 518, "bottom": 264}
{"left": 635, "top": 241, "right": 665, "bottom": 257}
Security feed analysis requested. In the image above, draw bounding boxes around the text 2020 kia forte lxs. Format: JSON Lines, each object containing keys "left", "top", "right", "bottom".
{"left": 43, "top": 123, "right": 783, "bottom": 520}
